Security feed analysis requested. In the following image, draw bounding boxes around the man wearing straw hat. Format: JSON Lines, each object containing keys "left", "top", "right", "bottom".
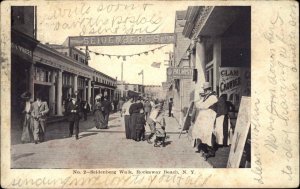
{"left": 191, "top": 82, "right": 218, "bottom": 160}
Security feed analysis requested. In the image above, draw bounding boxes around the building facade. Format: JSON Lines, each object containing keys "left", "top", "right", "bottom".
{"left": 11, "top": 6, "right": 116, "bottom": 125}
{"left": 165, "top": 6, "right": 251, "bottom": 125}
{"left": 144, "top": 85, "right": 165, "bottom": 100}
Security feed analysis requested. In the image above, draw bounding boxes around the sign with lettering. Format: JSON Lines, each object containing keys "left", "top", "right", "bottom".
{"left": 11, "top": 42, "right": 33, "bottom": 61}
{"left": 68, "top": 33, "right": 175, "bottom": 46}
{"left": 219, "top": 67, "right": 251, "bottom": 108}
{"left": 167, "top": 67, "right": 193, "bottom": 79}
{"left": 227, "top": 96, "right": 251, "bottom": 168}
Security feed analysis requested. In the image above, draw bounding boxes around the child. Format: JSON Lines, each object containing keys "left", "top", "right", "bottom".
{"left": 153, "top": 109, "right": 166, "bottom": 147}
{"left": 135, "top": 109, "right": 146, "bottom": 142}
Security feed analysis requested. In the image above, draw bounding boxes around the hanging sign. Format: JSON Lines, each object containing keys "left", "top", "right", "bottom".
{"left": 219, "top": 67, "right": 251, "bottom": 108}
{"left": 167, "top": 67, "right": 193, "bottom": 79}
{"left": 68, "top": 33, "right": 175, "bottom": 46}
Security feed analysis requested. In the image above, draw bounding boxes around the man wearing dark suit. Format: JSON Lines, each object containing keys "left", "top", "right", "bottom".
{"left": 67, "top": 94, "right": 82, "bottom": 140}
{"left": 102, "top": 96, "right": 112, "bottom": 128}
{"left": 31, "top": 95, "right": 49, "bottom": 144}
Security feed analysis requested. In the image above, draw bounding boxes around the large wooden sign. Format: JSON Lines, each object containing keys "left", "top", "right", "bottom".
{"left": 68, "top": 33, "right": 175, "bottom": 46}
{"left": 227, "top": 96, "right": 251, "bottom": 168}
{"left": 167, "top": 67, "right": 193, "bottom": 79}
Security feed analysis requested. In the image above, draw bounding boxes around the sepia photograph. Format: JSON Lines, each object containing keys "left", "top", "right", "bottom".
{"left": 1, "top": 0, "right": 298, "bottom": 188}
{"left": 10, "top": 4, "right": 251, "bottom": 169}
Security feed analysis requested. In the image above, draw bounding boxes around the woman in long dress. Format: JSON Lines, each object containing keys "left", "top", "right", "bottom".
{"left": 20, "top": 92, "right": 34, "bottom": 143}
{"left": 94, "top": 95, "right": 107, "bottom": 129}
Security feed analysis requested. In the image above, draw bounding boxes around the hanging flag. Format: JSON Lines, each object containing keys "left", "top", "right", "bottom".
{"left": 144, "top": 52, "right": 148, "bottom": 55}
{"left": 138, "top": 70, "right": 143, "bottom": 75}
{"left": 122, "top": 56, "right": 126, "bottom": 61}
{"left": 85, "top": 46, "right": 91, "bottom": 60}
{"left": 151, "top": 62, "right": 161, "bottom": 68}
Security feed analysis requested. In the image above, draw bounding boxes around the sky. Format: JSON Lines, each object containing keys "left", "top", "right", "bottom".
{"left": 36, "top": 1, "right": 192, "bottom": 85}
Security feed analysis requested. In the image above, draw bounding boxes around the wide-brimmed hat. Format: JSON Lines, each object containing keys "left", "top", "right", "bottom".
{"left": 202, "top": 82, "right": 211, "bottom": 90}
{"left": 21, "top": 91, "right": 31, "bottom": 99}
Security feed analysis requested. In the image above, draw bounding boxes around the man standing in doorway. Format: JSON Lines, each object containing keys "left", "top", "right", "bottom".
{"left": 67, "top": 94, "right": 82, "bottom": 140}
{"left": 168, "top": 98, "right": 174, "bottom": 117}
{"left": 31, "top": 94, "right": 49, "bottom": 144}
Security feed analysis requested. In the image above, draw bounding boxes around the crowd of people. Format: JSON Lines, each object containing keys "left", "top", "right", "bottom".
{"left": 19, "top": 81, "right": 235, "bottom": 161}
{"left": 121, "top": 96, "right": 167, "bottom": 147}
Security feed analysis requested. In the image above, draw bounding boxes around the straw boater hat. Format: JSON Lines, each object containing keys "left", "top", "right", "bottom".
{"left": 20, "top": 91, "right": 31, "bottom": 99}
{"left": 202, "top": 82, "right": 212, "bottom": 90}
{"left": 95, "top": 95, "right": 101, "bottom": 100}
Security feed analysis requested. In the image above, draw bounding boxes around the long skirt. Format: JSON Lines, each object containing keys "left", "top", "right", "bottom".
{"left": 21, "top": 114, "right": 33, "bottom": 143}
{"left": 94, "top": 110, "right": 107, "bottom": 129}
{"left": 130, "top": 113, "right": 139, "bottom": 140}
{"left": 124, "top": 115, "right": 131, "bottom": 139}
{"left": 214, "top": 114, "right": 231, "bottom": 146}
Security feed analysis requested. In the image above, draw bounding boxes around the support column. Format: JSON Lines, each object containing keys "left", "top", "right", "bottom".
{"left": 194, "top": 39, "right": 206, "bottom": 101}
{"left": 74, "top": 74, "right": 78, "bottom": 93}
{"left": 56, "top": 70, "right": 63, "bottom": 116}
{"left": 213, "top": 37, "right": 221, "bottom": 94}
{"left": 88, "top": 79, "right": 91, "bottom": 104}
{"left": 49, "top": 71, "right": 56, "bottom": 115}
{"left": 29, "top": 63, "right": 35, "bottom": 101}
{"left": 83, "top": 79, "right": 87, "bottom": 101}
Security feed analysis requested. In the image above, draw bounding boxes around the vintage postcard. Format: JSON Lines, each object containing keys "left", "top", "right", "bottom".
{"left": 1, "top": 0, "right": 299, "bottom": 188}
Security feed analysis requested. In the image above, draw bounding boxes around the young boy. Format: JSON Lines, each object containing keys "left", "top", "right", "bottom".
{"left": 135, "top": 109, "right": 146, "bottom": 142}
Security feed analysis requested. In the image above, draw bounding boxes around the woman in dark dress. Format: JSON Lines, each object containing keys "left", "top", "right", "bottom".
{"left": 94, "top": 95, "right": 107, "bottom": 129}
{"left": 129, "top": 97, "right": 144, "bottom": 140}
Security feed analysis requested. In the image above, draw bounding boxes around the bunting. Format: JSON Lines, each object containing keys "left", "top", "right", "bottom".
{"left": 79, "top": 45, "right": 168, "bottom": 60}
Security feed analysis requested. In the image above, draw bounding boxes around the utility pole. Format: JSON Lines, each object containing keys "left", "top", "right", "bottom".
{"left": 142, "top": 70, "right": 144, "bottom": 86}
{"left": 121, "top": 61, "right": 124, "bottom": 98}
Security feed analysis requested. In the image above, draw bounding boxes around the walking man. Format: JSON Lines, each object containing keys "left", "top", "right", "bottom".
{"left": 31, "top": 94, "right": 49, "bottom": 144}
{"left": 122, "top": 97, "right": 133, "bottom": 139}
{"left": 67, "top": 94, "right": 82, "bottom": 140}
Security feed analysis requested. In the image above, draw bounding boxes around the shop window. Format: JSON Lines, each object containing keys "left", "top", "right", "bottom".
{"left": 205, "top": 44, "right": 213, "bottom": 64}
{"left": 74, "top": 53, "right": 78, "bottom": 61}
{"left": 206, "top": 67, "right": 214, "bottom": 90}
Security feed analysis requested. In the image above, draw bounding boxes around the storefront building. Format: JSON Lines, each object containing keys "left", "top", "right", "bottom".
{"left": 182, "top": 6, "right": 251, "bottom": 110}
{"left": 11, "top": 6, "right": 117, "bottom": 120}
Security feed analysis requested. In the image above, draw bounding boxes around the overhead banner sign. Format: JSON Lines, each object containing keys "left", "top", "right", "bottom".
{"left": 68, "top": 33, "right": 175, "bottom": 46}
{"left": 167, "top": 67, "right": 193, "bottom": 79}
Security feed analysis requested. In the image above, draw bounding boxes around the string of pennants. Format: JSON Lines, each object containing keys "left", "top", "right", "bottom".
{"left": 79, "top": 45, "right": 168, "bottom": 61}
